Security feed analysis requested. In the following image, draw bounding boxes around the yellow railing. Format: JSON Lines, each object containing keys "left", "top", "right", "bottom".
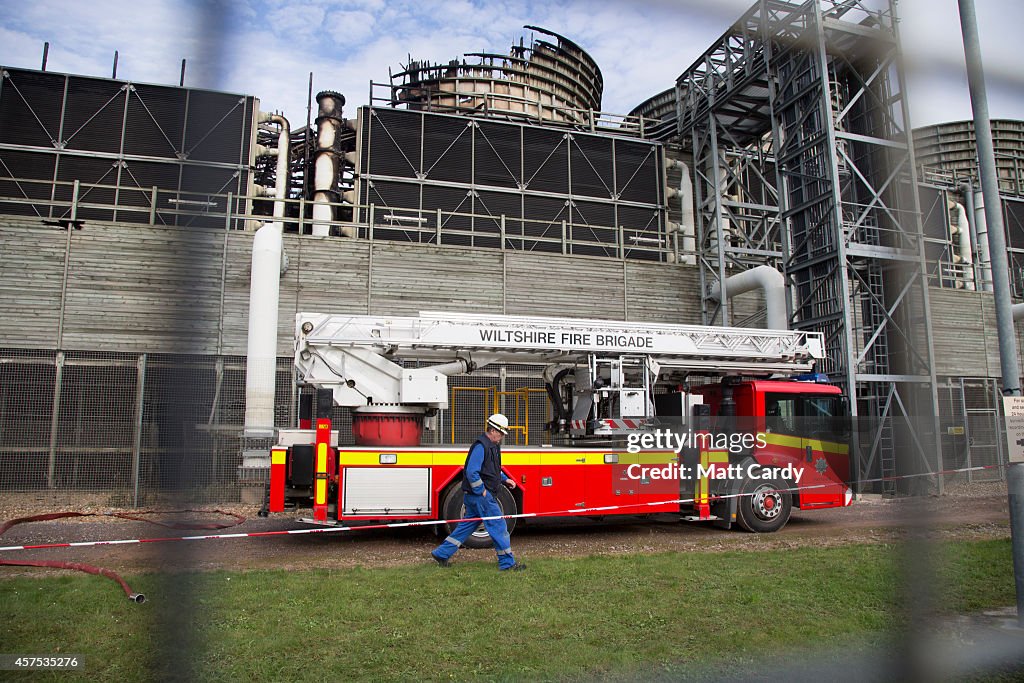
{"left": 449, "top": 385, "right": 551, "bottom": 446}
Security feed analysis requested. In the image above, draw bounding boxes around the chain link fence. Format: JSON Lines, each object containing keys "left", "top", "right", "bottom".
{"left": 4, "top": 350, "right": 1013, "bottom": 504}
{"left": 0, "top": 349, "right": 556, "bottom": 506}
{"left": 938, "top": 377, "right": 1006, "bottom": 485}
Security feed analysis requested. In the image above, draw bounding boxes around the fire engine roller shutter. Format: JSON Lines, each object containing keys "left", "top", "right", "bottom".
{"left": 342, "top": 468, "right": 432, "bottom": 516}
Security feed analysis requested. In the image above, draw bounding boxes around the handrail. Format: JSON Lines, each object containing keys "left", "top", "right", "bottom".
{"left": 368, "top": 82, "right": 656, "bottom": 139}
{"left": 0, "top": 174, "right": 678, "bottom": 262}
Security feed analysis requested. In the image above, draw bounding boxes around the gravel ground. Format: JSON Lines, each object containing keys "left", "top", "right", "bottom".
{"left": 0, "top": 481, "right": 1012, "bottom": 575}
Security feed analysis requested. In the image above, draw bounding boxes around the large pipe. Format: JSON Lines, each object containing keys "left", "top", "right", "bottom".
{"left": 963, "top": 182, "right": 982, "bottom": 289}
{"left": 243, "top": 222, "right": 284, "bottom": 439}
{"left": 313, "top": 91, "right": 351, "bottom": 237}
{"left": 242, "top": 113, "right": 291, "bottom": 441}
{"left": 708, "top": 265, "right": 787, "bottom": 330}
{"left": 665, "top": 158, "right": 696, "bottom": 265}
{"left": 947, "top": 198, "right": 975, "bottom": 291}
{"left": 258, "top": 112, "right": 290, "bottom": 220}
{"left": 972, "top": 189, "right": 994, "bottom": 292}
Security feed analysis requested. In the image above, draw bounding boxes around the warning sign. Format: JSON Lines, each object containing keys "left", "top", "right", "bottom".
{"left": 1002, "top": 396, "right": 1024, "bottom": 464}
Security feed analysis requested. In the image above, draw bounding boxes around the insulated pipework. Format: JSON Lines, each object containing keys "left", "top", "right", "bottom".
{"left": 972, "top": 189, "right": 994, "bottom": 292}
{"left": 665, "top": 156, "right": 696, "bottom": 265}
{"left": 946, "top": 196, "right": 975, "bottom": 291}
{"left": 243, "top": 112, "right": 291, "bottom": 445}
{"left": 257, "top": 112, "right": 291, "bottom": 220}
{"left": 708, "top": 265, "right": 789, "bottom": 330}
{"left": 312, "top": 91, "right": 354, "bottom": 237}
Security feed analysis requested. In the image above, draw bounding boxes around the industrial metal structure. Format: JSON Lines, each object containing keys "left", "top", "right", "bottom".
{"left": 915, "top": 119, "right": 1024, "bottom": 296}
{"left": 0, "top": 2, "right": 1020, "bottom": 504}
{"left": 0, "top": 66, "right": 258, "bottom": 227}
{"left": 632, "top": 0, "right": 940, "bottom": 492}
{"left": 386, "top": 26, "right": 603, "bottom": 125}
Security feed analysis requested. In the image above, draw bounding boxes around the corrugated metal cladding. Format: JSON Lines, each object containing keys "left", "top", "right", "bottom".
{"left": 358, "top": 107, "right": 665, "bottom": 259}
{"left": 9, "top": 212, "right": 1013, "bottom": 392}
{"left": 928, "top": 288, "right": 1002, "bottom": 377}
{"left": 0, "top": 67, "right": 255, "bottom": 228}
{"left": 0, "top": 219, "right": 722, "bottom": 357}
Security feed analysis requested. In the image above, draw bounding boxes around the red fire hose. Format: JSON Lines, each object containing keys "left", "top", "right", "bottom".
{"left": 0, "top": 558, "right": 146, "bottom": 602}
{"left": 0, "top": 509, "right": 246, "bottom": 603}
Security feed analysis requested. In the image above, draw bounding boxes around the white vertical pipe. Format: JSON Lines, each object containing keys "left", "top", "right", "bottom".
{"left": 947, "top": 198, "right": 975, "bottom": 291}
{"left": 243, "top": 221, "right": 283, "bottom": 438}
{"left": 267, "top": 114, "right": 290, "bottom": 220}
{"left": 665, "top": 158, "right": 696, "bottom": 266}
{"left": 242, "top": 113, "right": 290, "bottom": 441}
{"left": 973, "top": 189, "right": 993, "bottom": 292}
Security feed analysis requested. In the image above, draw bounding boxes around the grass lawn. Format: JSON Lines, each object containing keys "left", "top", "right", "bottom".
{"left": 0, "top": 539, "right": 1016, "bottom": 681}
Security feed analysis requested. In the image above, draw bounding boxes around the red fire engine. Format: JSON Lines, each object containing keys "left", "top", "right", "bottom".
{"left": 266, "top": 312, "right": 851, "bottom": 546}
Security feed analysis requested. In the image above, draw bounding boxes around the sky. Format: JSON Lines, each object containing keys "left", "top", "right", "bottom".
{"left": 2, "top": 0, "right": 1024, "bottom": 131}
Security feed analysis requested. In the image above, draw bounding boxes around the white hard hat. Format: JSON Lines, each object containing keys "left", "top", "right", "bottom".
{"left": 487, "top": 413, "right": 509, "bottom": 434}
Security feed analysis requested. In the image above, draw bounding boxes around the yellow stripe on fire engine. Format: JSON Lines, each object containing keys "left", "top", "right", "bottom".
{"left": 335, "top": 451, "right": 439, "bottom": 466}
{"left": 762, "top": 432, "right": 849, "bottom": 455}
{"left": 332, "top": 449, "right": 678, "bottom": 467}
{"left": 697, "top": 450, "right": 730, "bottom": 505}
{"left": 314, "top": 479, "right": 326, "bottom": 505}
{"left": 637, "top": 451, "right": 679, "bottom": 465}
{"left": 316, "top": 444, "right": 327, "bottom": 473}
{"left": 271, "top": 449, "right": 286, "bottom": 466}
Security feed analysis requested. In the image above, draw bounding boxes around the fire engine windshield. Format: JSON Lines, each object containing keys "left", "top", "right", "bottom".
{"left": 764, "top": 393, "right": 845, "bottom": 441}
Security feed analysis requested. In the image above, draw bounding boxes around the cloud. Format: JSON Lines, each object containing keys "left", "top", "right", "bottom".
{"left": 2, "top": 0, "right": 210, "bottom": 87}
{"left": 3, "top": 0, "right": 1023, "bottom": 130}
{"left": 324, "top": 10, "right": 377, "bottom": 45}
{"left": 267, "top": 4, "right": 327, "bottom": 38}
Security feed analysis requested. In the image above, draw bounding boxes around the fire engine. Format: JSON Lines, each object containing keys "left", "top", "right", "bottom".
{"left": 265, "top": 311, "right": 852, "bottom": 547}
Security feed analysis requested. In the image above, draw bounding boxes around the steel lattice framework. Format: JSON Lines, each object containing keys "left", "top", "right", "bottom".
{"left": 635, "top": 0, "right": 941, "bottom": 491}
{"left": 0, "top": 67, "right": 257, "bottom": 229}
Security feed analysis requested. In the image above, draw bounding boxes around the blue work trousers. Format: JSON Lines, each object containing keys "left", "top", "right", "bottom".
{"left": 433, "top": 491, "right": 516, "bottom": 569}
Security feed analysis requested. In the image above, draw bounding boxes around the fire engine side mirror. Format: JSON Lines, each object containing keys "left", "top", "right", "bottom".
{"left": 835, "top": 393, "right": 851, "bottom": 436}
{"left": 836, "top": 396, "right": 851, "bottom": 437}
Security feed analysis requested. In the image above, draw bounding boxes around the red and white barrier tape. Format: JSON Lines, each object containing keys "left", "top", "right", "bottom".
{"left": 0, "top": 463, "right": 1006, "bottom": 553}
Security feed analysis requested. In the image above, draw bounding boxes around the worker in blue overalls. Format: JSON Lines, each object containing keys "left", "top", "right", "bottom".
{"left": 431, "top": 413, "right": 526, "bottom": 571}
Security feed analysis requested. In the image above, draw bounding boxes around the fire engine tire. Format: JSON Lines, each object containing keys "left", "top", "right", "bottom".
{"left": 440, "top": 485, "right": 517, "bottom": 550}
{"left": 736, "top": 472, "right": 792, "bottom": 533}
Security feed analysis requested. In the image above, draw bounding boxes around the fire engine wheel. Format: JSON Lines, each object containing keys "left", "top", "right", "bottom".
{"left": 736, "top": 475, "right": 792, "bottom": 533}
{"left": 440, "top": 485, "right": 517, "bottom": 550}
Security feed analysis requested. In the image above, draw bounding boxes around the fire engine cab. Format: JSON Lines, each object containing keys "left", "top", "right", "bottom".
{"left": 265, "top": 312, "right": 852, "bottom": 546}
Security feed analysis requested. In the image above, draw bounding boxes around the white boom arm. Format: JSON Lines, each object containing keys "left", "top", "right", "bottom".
{"left": 294, "top": 311, "right": 826, "bottom": 409}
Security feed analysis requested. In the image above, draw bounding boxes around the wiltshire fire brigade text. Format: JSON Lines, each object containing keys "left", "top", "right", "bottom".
{"left": 479, "top": 329, "right": 654, "bottom": 348}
